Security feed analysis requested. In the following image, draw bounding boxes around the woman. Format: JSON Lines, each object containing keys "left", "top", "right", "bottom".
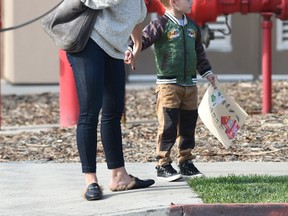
{"left": 67, "top": 0, "right": 154, "bottom": 201}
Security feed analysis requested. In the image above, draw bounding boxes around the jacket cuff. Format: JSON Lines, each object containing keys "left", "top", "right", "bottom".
{"left": 127, "top": 46, "right": 133, "bottom": 52}
{"left": 201, "top": 70, "right": 213, "bottom": 78}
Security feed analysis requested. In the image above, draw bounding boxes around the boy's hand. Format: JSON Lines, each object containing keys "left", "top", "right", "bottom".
{"left": 206, "top": 74, "right": 216, "bottom": 87}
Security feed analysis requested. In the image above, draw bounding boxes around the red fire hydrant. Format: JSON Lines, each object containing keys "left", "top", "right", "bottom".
{"left": 59, "top": 50, "right": 79, "bottom": 127}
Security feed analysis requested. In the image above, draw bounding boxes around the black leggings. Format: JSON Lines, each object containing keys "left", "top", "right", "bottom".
{"left": 67, "top": 39, "right": 125, "bottom": 173}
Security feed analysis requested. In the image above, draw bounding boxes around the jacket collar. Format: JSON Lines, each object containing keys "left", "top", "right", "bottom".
{"left": 164, "top": 11, "right": 188, "bottom": 26}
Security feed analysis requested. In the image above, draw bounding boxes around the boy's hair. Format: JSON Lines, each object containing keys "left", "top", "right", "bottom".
{"left": 159, "top": 0, "right": 170, "bottom": 8}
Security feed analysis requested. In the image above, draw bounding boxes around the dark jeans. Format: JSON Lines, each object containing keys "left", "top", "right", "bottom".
{"left": 67, "top": 38, "right": 125, "bottom": 173}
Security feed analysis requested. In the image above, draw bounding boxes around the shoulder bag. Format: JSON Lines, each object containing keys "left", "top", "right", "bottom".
{"left": 41, "top": 0, "right": 98, "bottom": 53}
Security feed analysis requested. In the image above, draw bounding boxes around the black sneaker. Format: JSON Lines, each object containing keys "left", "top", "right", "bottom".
{"left": 179, "top": 160, "right": 204, "bottom": 178}
{"left": 156, "top": 164, "right": 182, "bottom": 182}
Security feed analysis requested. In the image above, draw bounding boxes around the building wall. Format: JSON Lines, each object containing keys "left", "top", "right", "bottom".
{"left": 272, "top": 18, "right": 288, "bottom": 76}
{"left": 213, "top": 13, "right": 288, "bottom": 78}
{"left": 206, "top": 14, "right": 262, "bottom": 78}
{"left": 2, "top": 0, "right": 59, "bottom": 84}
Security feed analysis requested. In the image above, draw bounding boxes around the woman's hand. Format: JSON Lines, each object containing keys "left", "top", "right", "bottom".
{"left": 128, "top": 22, "right": 144, "bottom": 70}
{"left": 124, "top": 49, "right": 133, "bottom": 66}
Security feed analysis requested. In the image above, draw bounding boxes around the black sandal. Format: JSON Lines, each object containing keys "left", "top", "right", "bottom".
{"left": 110, "top": 175, "right": 155, "bottom": 191}
{"left": 83, "top": 183, "right": 103, "bottom": 201}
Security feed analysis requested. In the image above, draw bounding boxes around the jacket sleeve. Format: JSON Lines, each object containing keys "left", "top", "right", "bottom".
{"left": 141, "top": 19, "right": 164, "bottom": 51}
{"left": 81, "top": 0, "right": 124, "bottom": 10}
{"left": 194, "top": 23, "right": 213, "bottom": 78}
{"left": 128, "top": 18, "right": 164, "bottom": 51}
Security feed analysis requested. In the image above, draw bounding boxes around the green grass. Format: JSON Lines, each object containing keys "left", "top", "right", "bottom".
{"left": 188, "top": 174, "right": 288, "bottom": 203}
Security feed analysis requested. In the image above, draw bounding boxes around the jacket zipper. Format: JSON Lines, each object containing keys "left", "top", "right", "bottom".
{"left": 182, "top": 26, "right": 187, "bottom": 81}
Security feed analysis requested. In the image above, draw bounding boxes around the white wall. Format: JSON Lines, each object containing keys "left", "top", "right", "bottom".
{"left": 3, "top": 0, "right": 60, "bottom": 84}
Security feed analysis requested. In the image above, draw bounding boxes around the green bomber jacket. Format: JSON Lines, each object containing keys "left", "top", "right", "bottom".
{"left": 134, "top": 11, "right": 213, "bottom": 85}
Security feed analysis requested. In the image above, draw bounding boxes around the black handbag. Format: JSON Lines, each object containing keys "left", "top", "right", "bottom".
{"left": 41, "top": 0, "right": 98, "bottom": 53}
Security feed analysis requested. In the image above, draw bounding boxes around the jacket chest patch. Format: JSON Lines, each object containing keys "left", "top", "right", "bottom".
{"left": 167, "top": 29, "right": 180, "bottom": 40}
{"left": 187, "top": 29, "right": 196, "bottom": 38}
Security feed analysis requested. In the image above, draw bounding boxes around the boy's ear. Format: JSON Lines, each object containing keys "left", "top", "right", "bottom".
{"left": 171, "top": 0, "right": 177, "bottom": 6}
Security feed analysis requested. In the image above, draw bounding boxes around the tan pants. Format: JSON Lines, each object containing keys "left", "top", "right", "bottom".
{"left": 155, "top": 84, "right": 198, "bottom": 166}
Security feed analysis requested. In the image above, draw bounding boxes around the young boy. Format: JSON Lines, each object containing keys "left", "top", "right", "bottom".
{"left": 129, "top": 0, "right": 216, "bottom": 182}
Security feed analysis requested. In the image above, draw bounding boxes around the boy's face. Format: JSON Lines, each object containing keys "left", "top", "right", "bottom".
{"left": 174, "top": 0, "right": 193, "bottom": 14}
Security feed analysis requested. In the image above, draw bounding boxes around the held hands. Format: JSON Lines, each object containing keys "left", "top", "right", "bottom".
{"left": 124, "top": 22, "right": 143, "bottom": 70}
{"left": 124, "top": 45, "right": 142, "bottom": 70}
{"left": 124, "top": 49, "right": 134, "bottom": 68}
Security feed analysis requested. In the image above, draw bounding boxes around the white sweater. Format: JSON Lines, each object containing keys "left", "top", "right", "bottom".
{"left": 81, "top": 0, "right": 147, "bottom": 59}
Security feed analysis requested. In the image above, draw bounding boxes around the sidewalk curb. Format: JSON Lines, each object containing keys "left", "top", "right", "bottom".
{"left": 0, "top": 124, "right": 60, "bottom": 134}
{"left": 169, "top": 203, "right": 288, "bottom": 216}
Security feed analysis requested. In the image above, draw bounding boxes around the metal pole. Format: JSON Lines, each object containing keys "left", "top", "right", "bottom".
{"left": 261, "top": 13, "right": 273, "bottom": 114}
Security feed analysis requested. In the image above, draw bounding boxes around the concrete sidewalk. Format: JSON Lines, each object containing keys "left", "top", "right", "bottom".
{"left": 0, "top": 162, "right": 287, "bottom": 216}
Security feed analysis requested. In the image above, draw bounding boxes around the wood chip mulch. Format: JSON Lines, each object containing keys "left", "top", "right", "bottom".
{"left": 1, "top": 81, "right": 287, "bottom": 163}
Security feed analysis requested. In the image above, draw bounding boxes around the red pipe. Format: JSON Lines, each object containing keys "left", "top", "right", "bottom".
{"left": 261, "top": 13, "right": 273, "bottom": 114}
{"left": 190, "top": 0, "right": 288, "bottom": 24}
{"left": 59, "top": 50, "right": 79, "bottom": 127}
{"left": 146, "top": 0, "right": 288, "bottom": 24}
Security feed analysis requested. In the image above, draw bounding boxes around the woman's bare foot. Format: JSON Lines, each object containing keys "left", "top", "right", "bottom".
{"left": 109, "top": 167, "right": 133, "bottom": 190}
